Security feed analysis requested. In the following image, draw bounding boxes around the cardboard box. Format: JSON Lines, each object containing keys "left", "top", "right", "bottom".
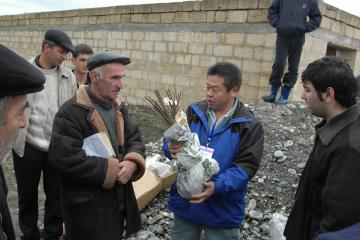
{"left": 133, "top": 170, "right": 177, "bottom": 211}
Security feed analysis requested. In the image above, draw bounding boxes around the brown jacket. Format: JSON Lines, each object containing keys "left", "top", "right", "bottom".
{"left": 49, "top": 86, "right": 145, "bottom": 239}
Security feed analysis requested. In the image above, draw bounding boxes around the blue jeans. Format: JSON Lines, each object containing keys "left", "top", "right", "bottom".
{"left": 171, "top": 215, "right": 241, "bottom": 240}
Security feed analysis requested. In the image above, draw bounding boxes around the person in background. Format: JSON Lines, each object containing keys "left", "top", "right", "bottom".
{"left": 71, "top": 43, "right": 94, "bottom": 87}
{"left": 12, "top": 29, "right": 77, "bottom": 240}
{"left": 284, "top": 56, "right": 360, "bottom": 240}
{"left": 262, "top": 0, "right": 322, "bottom": 104}
{"left": 0, "top": 44, "right": 45, "bottom": 240}
{"left": 163, "top": 62, "right": 264, "bottom": 240}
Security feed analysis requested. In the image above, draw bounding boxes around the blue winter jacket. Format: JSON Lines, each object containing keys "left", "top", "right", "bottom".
{"left": 268, "top": 0, "right": 322, "bottom": 37}
{"left": 163, "top": 100, "right": 264, "bottom": 228}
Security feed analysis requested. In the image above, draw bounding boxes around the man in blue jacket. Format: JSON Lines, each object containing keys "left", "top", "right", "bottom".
{"left": 163, "top": 62, "right": 264, "bottom": 240}
{"left": 262, "top": 0, "right": 322, "bottom": 104}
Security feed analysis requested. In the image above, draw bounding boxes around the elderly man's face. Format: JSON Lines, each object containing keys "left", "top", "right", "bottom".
{"left": 0, "top": 95, "right": 27, "bottom": 160}
{"left": 92, "top": 63, "right": 125, "bottom": 104}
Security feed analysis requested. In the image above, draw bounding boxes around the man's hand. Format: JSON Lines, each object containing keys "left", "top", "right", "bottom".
{"left": 117, "top": 160, "right": 137, "bottom": 184}
{"left": 190, "top": 181, "right": 214, "bottom": 204}
{"left": 169, "top": 142, "right": 182, "bottom": 159}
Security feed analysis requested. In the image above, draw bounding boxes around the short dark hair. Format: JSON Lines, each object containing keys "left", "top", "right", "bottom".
{"left": 207, "top": 62, "right": 242, "bottom": 91}
{"left": 72, "top": 44, "right": 94, "bottom": 58}
{"left": 302, "top": 56, "right": 357, "bottom": 108}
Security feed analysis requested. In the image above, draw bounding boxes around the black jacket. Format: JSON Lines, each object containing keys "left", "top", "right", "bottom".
{"left": 284, "top": 103, "right": 360, "bottom": 240}
{"left": 268, "top": 0, "right": 322, "bottom": 37}
{"left": 49, "top": 86, "right": 146, "bottom": 239}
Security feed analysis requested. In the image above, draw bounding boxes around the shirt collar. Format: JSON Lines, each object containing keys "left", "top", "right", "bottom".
{"left": 316, "top": 102, "right": 360, "bottom": 146}
{"left": 207, "top": 98, "right": 238, "bottom": 129}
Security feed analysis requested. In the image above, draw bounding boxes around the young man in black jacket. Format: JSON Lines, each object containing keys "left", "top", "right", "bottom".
{"left": 284, "top": 56, "right": 360, "bottom": 240}
{"left": 263, "top": 0, "right": 322, "bottom": 104}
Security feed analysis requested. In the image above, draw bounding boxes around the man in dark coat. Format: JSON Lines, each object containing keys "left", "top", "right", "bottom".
{"left": 262, "top": 0, "right": 322, "bottom": 104}
{"left": 49, "top": 51, "right": 145, "bottom": 240}
{"left": 284, "top": 56, "right": 360, "bottom": 240}
{"left": 0, "top": 44, "right": 45, "bottom": 240}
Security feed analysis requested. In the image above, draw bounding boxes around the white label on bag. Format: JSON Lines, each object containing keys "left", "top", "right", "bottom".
{"left": 199, "top": 146, "right": 215, "bottom": 159}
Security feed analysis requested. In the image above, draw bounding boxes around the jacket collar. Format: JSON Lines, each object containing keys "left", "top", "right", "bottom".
{"left": 316, "top": 102, "right": 360, "bottom": 146}
{"left": 75, "top": 85, "right": 121, "bottom": 109}
{"left": 194, "top": 98, "right": 254, "bottom": 119}
{"left": 30, "top": 56, "right": 70, "bottom": 79}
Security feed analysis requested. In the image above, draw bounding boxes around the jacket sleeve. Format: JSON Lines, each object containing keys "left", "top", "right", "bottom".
{"left": 49, "top": 105, "right": 119, "bottom": 189}
{"left": 214, "top": 120, "right": 264, "bottom": 195}
{"left": 268, "top": 0, "right": 280, "bottom": 28}
{"left": 121, "top": 105, "right": 146, "bottom": 181}
{"left": 318, "top": 147, "right": 360, "bottom": 234}
{"left": 306, "top": 0, "right": 322, "bottom": 32}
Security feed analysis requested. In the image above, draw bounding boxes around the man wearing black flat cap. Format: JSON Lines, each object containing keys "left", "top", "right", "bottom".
{"left": 49, "top": 51, "right": 145, "bottom": 240}
{"left": 0, "top": 44, "right": 45, "bottom": 240}
{"left": 12, "top": 29, "right": 77, "bottom": 240}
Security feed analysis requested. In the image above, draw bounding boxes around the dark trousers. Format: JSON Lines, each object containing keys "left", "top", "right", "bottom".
{"left": 269, "top": 33, "right": 305, "bottom": 88}
{"left": 12, "top": 143, "right": 62, "bottom": 240}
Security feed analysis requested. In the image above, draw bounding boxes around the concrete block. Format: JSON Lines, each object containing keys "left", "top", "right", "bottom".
{"left": 133, "top": 31, "right": 145, "bottom": 40}
{"left": 247, "top": 10, "right": 268, "bottom": 23}
{"left": 264, "top": 33, "right": 276, "bottom": 47}
{"left": 189, "top": 43, "right": 205, "bottom": 55}
{"left": 215, "top": 11, "right": 227, "bottom": 22}
{"left": 199, "top": 55, "right": 217, "bottom": 67}
{"left": 155, "top": 42, "right": 167, "bottom": 52}
{"left": 141, "top": 41, "right": 154, "bottom": 51}
{"left": 206, "top": 11, "right": 216, "bottom": 22}
{"left": 245, "top": 34, "right": 265, "bottom": 47}
{"left": 205, "top": 44, "right": 214, "bottom": 55}
{"left": 225, "top": 33, "right": 245, "bottom": 45}
{"left": 227, "top": 11, "right": 248, "bottom": 23}
{"left": 202, "top": 32, "right": 220, "bottom": 44}
{"left": 177, "top": 2, "right": 195, "bottom": 12}
{"left": 174, "top": 12, "right": 190, "bottom": 23}
{"left": 163, "top": 32, "right": 177, "bottom": 42}
{"left": 213, "top": 45, "right": 234, "bottom": 57}
{"left": 201, "top": 0, "right": 220, "bottom": 11}
{"left": 192, "top": 55, "right": 200, "bottom": 66}
{"left": 161, "top": 13, "right": 175, "bottom": 23}
{"left": 116, "top": 40, "right": 127, "bottom": 49}
{"left": 238, "top": 0, "right": 259, "bottom": 9}
{"left": 234, "top": 46, "right": 253, "bottom": 59}
{"left": 189, "top": 11, "right": 207, "bottom": 22}
{"left": 131, "top": 14, "right": 143, "bottom": 23}
{"left": 148, "top": 14, "right": 161, "bottom": 23}
{"left": 320, "top": 16, "right": 331, "bottom": 30}
{"left": 258, "top": 0, "right": 272, "bottom": 9}
{"left": 345, "top": 26, "right": 355, "bottom": 38}
{"left": 219, "top": 0, "right": 238, "bottom": 10}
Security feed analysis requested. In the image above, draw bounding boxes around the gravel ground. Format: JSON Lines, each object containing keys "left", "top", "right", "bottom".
{"left": 3, "top": 101, "right": 318, "bottom": 239}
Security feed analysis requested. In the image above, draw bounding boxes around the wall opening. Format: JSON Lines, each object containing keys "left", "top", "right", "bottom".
{"left": 326, "top": 43, "right": 357, "bottom": 70}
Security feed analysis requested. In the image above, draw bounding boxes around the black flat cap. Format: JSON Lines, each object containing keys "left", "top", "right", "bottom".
{"left": 44, "top": 29, "right": 74, "bottom": 53}
{"left": 87, "top": 51, "right": 131, "bottom": 71}
{"left": 0, "top": 44, "right": 45, "bottom": 98}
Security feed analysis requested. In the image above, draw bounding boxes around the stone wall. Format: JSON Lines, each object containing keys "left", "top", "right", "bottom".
{"left": 1, "top": 0, "right": 359, "bottom": 106}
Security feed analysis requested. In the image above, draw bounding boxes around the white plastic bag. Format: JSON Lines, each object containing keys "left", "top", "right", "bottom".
{"left": 146, "top": 154, "right": 173, "bottom": 179}
{"left": 269, "top": 213, "right": 287, "bottom": 240}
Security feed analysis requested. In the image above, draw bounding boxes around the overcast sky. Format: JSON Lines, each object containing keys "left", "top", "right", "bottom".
{"left": 0, "top": 0, "right": 359, "bottom": 17}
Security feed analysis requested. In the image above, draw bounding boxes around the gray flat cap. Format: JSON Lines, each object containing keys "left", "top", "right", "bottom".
{"left": 0, "top": 44, "right": 45, "bottom": 98}
{"left": 87, "top": 51, "right": 131, "bottom": 71}
{"left": 44, "top": 29, "right": 74, "bottom": 53}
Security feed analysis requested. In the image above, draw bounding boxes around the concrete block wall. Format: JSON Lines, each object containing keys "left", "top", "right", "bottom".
{"left": 0, "top": 0, "right": 359, "bottom": 105}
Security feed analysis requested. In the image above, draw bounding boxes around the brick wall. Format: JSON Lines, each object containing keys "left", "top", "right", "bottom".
{"left": 0, "top": 0, "right": 359, "bottom": 106}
